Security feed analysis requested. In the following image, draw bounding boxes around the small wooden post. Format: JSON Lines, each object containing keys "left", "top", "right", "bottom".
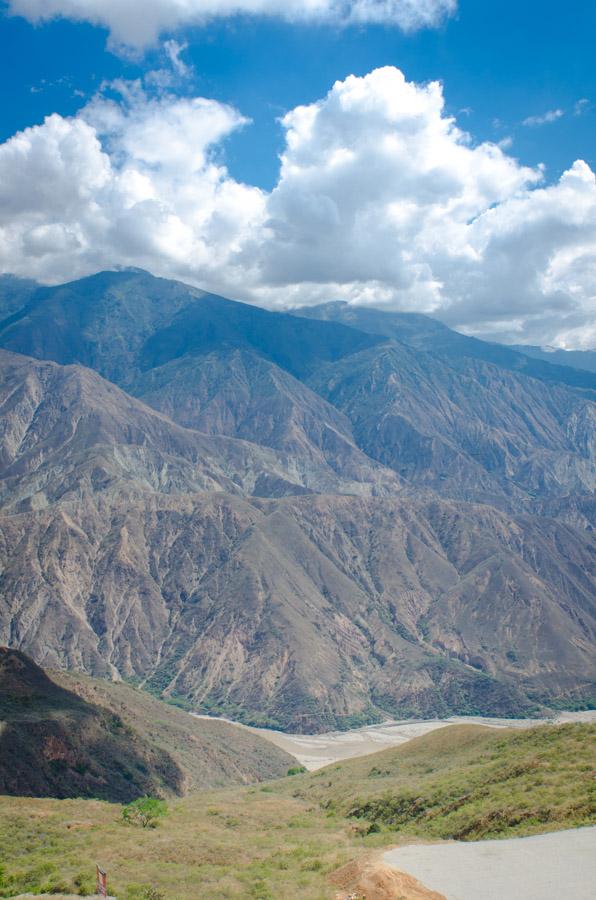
{"left": 96, "top": 865, "right": 107, "bottom": 897}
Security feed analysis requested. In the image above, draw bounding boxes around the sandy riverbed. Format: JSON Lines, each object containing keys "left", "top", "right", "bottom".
{"left": 192, "top": 709, "right": 596, "bottom": 770}
{"left": 383, "top": 826, "right": 596, "bottom": 900}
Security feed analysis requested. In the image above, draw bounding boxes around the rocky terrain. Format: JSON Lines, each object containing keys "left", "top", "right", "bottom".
{"left": 0, "top": 269, "right": 594, "bottom": 730}
{"left": 307, "top": 342, "right": 596, "bottom": 509}
{"left": 295, "top": 301, "right": 596, "bottom": 397}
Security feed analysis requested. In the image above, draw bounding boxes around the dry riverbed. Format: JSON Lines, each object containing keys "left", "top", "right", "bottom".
{"left": 193, "top": 710, "right": 596, "bottom": 769}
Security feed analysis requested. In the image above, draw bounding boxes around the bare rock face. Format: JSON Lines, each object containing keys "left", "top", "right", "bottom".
{"left": 308, "top": 343, "right": 596, "bottom": 510}
{"left": 1, "top": 485, "right": 593, "bottom": 730}
{"left": 0, "top": 271, "right": 594, "bottom": 731}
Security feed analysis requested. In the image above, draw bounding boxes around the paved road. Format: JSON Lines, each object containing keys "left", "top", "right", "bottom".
{"left": 384, "top": 827, "right": 596, "bottom": 900}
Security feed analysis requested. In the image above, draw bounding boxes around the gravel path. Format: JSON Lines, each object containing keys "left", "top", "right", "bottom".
{"left": 383, "top": 827, "right": 596, "bottom": 900}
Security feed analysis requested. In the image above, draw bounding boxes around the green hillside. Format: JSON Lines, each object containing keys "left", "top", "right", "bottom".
{"left": 0, "top": 721, "right": 593, "bottom": 899}
{"left": 295, "top": 722, "right": 596, "bottom": 841}
{"left": 0, "top": 648, "right": 293, "bottom": 803}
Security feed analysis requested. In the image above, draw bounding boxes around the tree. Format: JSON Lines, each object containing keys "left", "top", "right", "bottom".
{"left": 122, "top": 796, "right": 167, "bottom": 828}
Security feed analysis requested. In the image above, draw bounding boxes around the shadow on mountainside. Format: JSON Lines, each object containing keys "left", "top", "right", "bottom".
{"left": 0, "top": 647, "right": 185, "bottom": 801}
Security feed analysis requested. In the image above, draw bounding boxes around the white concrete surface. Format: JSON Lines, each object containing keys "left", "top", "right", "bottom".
{"left": 383, "top": 827, "right": 596, "bottom": 900}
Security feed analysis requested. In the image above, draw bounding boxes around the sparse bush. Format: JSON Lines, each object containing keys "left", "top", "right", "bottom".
{"left": 249, "top": 879, "right": 273, "bottom": 899}
{"left": 122, "top": 796, "right": 167, "bottom": 828}
{"left": 368, "top": 766, "right": 390, "bottom": 777}
{"left": 44, "top": 879, "right": 71, "bottom": 894}
{"left": 300, "top": 858, "right": 322, "bottom": 871}
{"left": 287, "top": 766, "right": 307, "bottom": 776}
{"left": 73, "top": 870, "right": 95, "bottom": 895}
{"left": 126, "top": 884, "right": 166, "bottom": 900}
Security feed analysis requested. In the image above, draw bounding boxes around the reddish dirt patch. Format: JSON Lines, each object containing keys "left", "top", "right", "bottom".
{"left": 330, "top": 854, "right": 445, "bottom": 900}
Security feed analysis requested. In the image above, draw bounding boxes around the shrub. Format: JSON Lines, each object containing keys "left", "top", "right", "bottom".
{"left": 73, "top": 871, "right": 95, "bottom": 895}
{"left": 287, "top": 766, "right": 307, "bottom": 776}
{"left": 126, "top": 884, "right": 166, "bottom": 900}
{"left": 122, "top": 797, "right": 167, "bottom": 828}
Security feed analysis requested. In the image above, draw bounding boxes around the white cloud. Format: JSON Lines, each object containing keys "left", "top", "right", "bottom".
{"left": 522, "top": 108, "right": 564, "bottom": 127}
{"left": 7, "top": 0, "right": 457, "bottom": 48}
{"left": 0, "top": 82, "right": 265, "bottom": 285}
{"left": 251, "top": 68, "right": 538, "bottom": 302}
{"left": 163, "top": 39, "right": 191, "bottom": 78}
{"left": 574, "top": 98, "right": 590, "bottom": 117}
{"left": 0, "top": 67, "right": 595, "bottom": 348}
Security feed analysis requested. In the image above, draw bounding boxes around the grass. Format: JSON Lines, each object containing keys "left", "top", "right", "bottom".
{"left": 0, "top": 723, "right": 593, "bottom": 898}
{"left": 0, "top": 790, "right": 354, "bottom": 898}
{"left": 306, "top": 723, "right": 596, "bottom": 841}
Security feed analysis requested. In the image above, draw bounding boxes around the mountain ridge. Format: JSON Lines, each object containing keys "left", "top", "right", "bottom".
{"left": 294, "top": 300, "right": 596, "bottom": 396}
{"left": 0, "top": 271, "right": 594, "bottom": 731}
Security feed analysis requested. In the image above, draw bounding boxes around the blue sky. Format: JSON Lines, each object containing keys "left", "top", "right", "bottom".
{"left": 0, "top": 0, "right": 595, "bottom": 348}
{"left": 2, "top": 1, "right": 594, "bottom": 188}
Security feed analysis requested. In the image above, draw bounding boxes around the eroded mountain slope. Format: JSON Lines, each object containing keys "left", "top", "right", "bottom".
{"left": 0, "top": 272, "right": 594, "bottom": 731}
{"left": 0, "top": 349, "right": 400, "bottom": 509}
{"left": 0, "top": 647, "right": 293, "bottom": 800}
{"left": 308, "top": 342, "right": 596, "bottom": 509}
{"left": 295, "top": 301, "right": 596, "bottom": 395}
{"left": 1, "top": 488, "right": 593, "bottom": 730}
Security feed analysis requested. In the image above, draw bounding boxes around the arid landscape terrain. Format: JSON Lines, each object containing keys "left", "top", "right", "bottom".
{"left": 1, "top": 3, "right": 595, "bottom": 894}
{"left": 0, "top": 269, "right": 594, "bottom": 898}
{"left": 0, "top": 270, "right": 594, "bottom": 735}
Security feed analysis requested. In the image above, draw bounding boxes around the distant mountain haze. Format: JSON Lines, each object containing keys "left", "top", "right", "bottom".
{"left": 510, "top": 344, "right": 596, "bottom": 375}
{"left": 0, "top": 270, "right": 594, "bottom": 730}
{"left": 294, "top": 301, "right": 596, "bottom": 396}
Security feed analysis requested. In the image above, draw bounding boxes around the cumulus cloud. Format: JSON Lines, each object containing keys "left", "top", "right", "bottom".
{"left": 0, "top": 67, "right": 595, "bottom": 348}
{"left": 0, "top": 80, "right": 265, "bottom": 286}
{"left": 7, "top": 0, "right": 457, "bottom": 48}
{"left": 258, "top": 69, "right": 539, "bottom": 300}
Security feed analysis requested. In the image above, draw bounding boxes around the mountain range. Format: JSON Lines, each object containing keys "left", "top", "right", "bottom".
{"left": 0, "top": 269, "right": 594, "bottom": 730}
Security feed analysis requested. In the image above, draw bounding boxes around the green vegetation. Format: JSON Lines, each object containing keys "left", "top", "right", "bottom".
{"left": 126, "top": 887, "right": 166, "bottom": 900}
{"left": 306, "top": 723, "right": 596, "bottom": 842}
{"left": 195, "top": 695, "right": 285, "bottom": 730}
{"left": 122, "top": 797, "right": 167, "bottom": 829}
{"left": 0, "top": 723, "right": 593, "bottom": 899}
{"left": 287, "top": 766, "right": 307, "bottom": 776}
{"left": 333, "top": 707, "right": 384, "bottom": 731}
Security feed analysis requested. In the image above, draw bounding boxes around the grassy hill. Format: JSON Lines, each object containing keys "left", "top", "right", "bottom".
{"left": 0, "top": 648, "right": 293, "bottom": 803}
{"left": 295, "top": 722, "right": 596, "bottom": 841}
{"left": 0, "top": 721, "right": 593, "bottom": 898}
